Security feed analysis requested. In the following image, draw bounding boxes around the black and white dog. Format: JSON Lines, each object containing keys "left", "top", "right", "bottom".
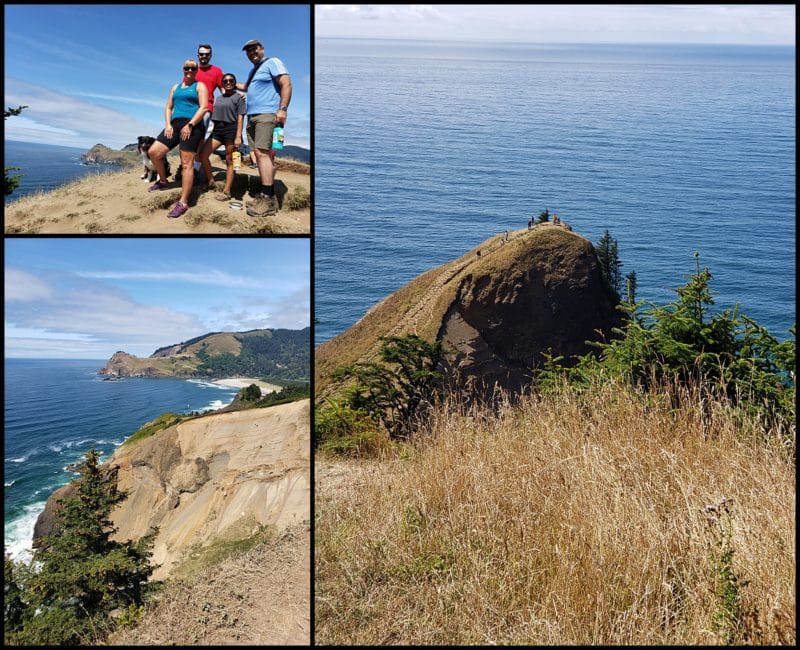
{"left": 137, "top": 136, "right": 171, "bottom": 182}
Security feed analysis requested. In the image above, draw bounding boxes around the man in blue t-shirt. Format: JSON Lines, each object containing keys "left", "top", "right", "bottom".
{"left": 237, "top": 38, "right": 292, "bottom": 217}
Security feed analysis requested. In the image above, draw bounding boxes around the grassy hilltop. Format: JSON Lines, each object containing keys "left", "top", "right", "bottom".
{"left": 4, "top": 150, "right": 309, "bottom": 234}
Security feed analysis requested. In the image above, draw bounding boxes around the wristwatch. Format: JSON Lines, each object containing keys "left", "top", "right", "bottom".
{"left": 279, "top": 106, "right": 288, "bottom": 111}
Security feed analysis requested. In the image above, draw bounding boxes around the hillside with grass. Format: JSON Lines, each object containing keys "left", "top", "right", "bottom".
{"left": 316, "top": 222, "right": 621, "bottom": 402}
{"left": 4, "top": 151, "right": 309, "bottom": 234}
{"left": 100, "top": 327, "right": 310, "bottom": 382}
{"left": 314, "top": 224, "right": 795, "bottom": 645}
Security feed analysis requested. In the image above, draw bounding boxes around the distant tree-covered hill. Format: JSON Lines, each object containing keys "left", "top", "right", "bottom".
{"left": 100, "top": 327, "right": 310, "bottom": 382}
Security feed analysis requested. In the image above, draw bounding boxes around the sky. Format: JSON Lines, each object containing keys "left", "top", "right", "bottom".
{"left": 315, "top": 4, "right": 795, "bottom": 45}
{"left": 4, "top": 238, "right": 310, "bottom": 360}
{"left": 4, "top": 3, "right": 310, "bottom": 150}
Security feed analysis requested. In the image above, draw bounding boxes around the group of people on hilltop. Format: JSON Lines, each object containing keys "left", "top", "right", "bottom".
{"left": 146, "top": 40, "right": 291, "bottom": 219}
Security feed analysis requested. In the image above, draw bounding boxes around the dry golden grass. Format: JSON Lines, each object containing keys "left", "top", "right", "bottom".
{"left": 4, "top": 156, "right": 310, "bottom": 234}
{"left": 315, "top": 379, "right": 795, "bottom": 645}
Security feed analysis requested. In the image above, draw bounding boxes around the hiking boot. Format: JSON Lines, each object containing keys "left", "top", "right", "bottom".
{"left": 246, "top": 194, "right": 278, "bottom": 217}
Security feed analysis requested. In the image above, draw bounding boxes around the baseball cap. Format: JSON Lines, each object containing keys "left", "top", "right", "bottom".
{"left": 242, "top": 39, "right": 262, "bottom": 50}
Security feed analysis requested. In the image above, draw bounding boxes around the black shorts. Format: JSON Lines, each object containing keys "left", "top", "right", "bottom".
{"left": 211, "top": 120, "right": 238, "bottom": 146}
{"left": 156, "top": 118, "right": 204, "bottom": 152}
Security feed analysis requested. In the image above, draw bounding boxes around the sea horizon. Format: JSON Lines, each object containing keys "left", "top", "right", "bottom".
{"left": 315, "top": 38, "right": 795, "bottom": 347}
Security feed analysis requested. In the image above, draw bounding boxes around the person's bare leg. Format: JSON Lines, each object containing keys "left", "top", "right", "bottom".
{"left": 148, "top": 142, "right": 170, "bottom": 183}
{"left": 178, "top": 150, "right": 195, "bottom": 205}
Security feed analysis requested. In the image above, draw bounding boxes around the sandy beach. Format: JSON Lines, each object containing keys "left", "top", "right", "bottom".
{"left": 212, "top": 378, "right": 282, "bottom": 394}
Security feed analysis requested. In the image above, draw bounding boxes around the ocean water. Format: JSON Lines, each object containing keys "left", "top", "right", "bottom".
{"left": 314, "top": 39, "right": 795, "bottom": 346}
{"left": 4, "top": 140, "right": 120, "bottom": 201}
{"left": 4, "top": 358, "right": 240, "bottom": 561}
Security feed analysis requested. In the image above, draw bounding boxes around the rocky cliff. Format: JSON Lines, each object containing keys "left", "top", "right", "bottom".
{"left": 35, "top": 399, "right": 310, "bottom": 581}
{"left": 316, "top": 224, "right": 622, "bottom": 400}
{"left": 81, "top": 143, "right": 138, "bottom": 166}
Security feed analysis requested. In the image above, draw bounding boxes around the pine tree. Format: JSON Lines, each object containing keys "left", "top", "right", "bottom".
{"left": 333, "top": 334, "right": 445, "bottom": 440}
{"left": 596, "top": 229, "right": 623, "bottom": 294}
{"left": 6, "top": 449, "right": 158, "bottom": 645}
{"left": 5, "top": 105, "right": 28, "bottom": 196}
{"left": 625, "top": 270, "right": 638, "bottom": 305}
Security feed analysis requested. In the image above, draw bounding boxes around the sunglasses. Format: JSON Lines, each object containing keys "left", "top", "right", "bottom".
{"left": 184, "top": 66, "right": 197, "bottom": 71}
{"left": 222, "top": 78, "right": 236, "bottom": 85}
{"left": 198, "top": 53, "right": 211, "bottom": 57}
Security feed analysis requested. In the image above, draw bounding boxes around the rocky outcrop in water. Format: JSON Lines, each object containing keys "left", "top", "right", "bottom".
{"left": 81, "top": 144, "right": 138, "bottom": 167}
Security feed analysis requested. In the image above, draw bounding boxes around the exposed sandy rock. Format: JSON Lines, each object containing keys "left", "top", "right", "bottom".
{"left": 106, "top": 399, "right": 310, "bottom": 580}
{"left": 34, "top": 400, "right": 310, "bottom": 583}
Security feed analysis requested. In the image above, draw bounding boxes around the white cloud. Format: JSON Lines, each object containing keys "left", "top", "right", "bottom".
{"left": 4, "top": 79, "right": 160, "bottom": 149}
{"left": 205, "top": 286, "right": 310, "bottom": 332}
{"left": 75, "top": 269, "right": 306, "bottom": 292}
{"left": 4, "top": 267, "right": 54, "bottom": 302}
{"left": 4, "top": 269, "right": 205, "bottom": 358}
{"left": 315, "top": 4, "right": 796, "bottom": 45}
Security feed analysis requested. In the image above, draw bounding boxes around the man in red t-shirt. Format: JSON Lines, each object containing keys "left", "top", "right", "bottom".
{"left": 195, "top": 43, "right": 224, "bottom": 150}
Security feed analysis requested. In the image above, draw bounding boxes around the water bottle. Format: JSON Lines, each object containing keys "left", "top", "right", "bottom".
{"left": 232, "top": 150, "right": 241, "bottom": 171}
{"left": 272, "top": 126, "right": 284, "bottom": 150}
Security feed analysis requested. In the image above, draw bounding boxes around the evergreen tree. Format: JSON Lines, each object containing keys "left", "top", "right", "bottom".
{"left": 625, "top": 270, "right": 638, "bottom": 305}
{"left": 5, "top": 106, "right": 28, "bottom": 196}
{"left": 596, "top": 229, "right": 623, "bottom": 294}
{"left": 5, "top": 449, "right": 158, "bottom": 645}
{"left": 553, "top": 254, "right": 795, "bottom": 437}
{"left": 333, "top": 335, "right": 445, "bottom": 440}
{"left": 535, "top": 208, "right": 550, "bottom": 224}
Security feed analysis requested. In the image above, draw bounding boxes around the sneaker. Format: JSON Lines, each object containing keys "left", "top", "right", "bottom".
{"left": 246, "top": 194, "right": 278, "bottom": 217}
{"left": 167, "top": 201, "right": 189, "bottom": 218}
{"left": 148, "top": 179, "right": 170, "bottom": 192}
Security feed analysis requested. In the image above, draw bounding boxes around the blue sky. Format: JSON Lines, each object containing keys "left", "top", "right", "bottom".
{"left": 4, "top": 3, "right": 310, "bottom": 150}
{"left": 316, "top": 4, "right": 795, "bottom": 45}
{"left": 4, "top": 238, "right": 310, "bottom": 359}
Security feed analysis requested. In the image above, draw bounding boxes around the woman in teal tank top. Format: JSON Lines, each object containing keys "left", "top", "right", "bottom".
{"left": 145, "top": 59, "right": 209, "bottom": 218}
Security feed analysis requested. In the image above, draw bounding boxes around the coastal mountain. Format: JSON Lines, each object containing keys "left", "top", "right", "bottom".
{"left": 100, "top": 327, "right": 310, "bottom": 381}
{"left": 81, "top": 143, "right": 138, "bottom": 166}
{"left": 316, "top": 223, "right": 622, "bottom": 400}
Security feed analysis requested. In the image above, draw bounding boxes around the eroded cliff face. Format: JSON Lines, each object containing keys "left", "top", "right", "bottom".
{"left": 438, "top": 228, "right": 621, "bottom": 394}
{"left": 35, "top": 400, "right": 310, "bottom": 581}
{"left": 316, "top": 224, "right": 622, "bottom": 400}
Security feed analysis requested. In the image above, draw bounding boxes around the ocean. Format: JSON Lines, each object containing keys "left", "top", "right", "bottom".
{"left": 4, "top": 358, "right": 240, "bottom": 562}
{"left": 314, "top": 39, "right": 795, "bottom": 346}
{"left": 4, "top": 140, "right": 121, "bottom": 201}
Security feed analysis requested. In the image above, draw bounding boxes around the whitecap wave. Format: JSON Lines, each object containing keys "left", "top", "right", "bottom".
{"left": 4, "top": 501, "right": 48, "bottom": 564}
